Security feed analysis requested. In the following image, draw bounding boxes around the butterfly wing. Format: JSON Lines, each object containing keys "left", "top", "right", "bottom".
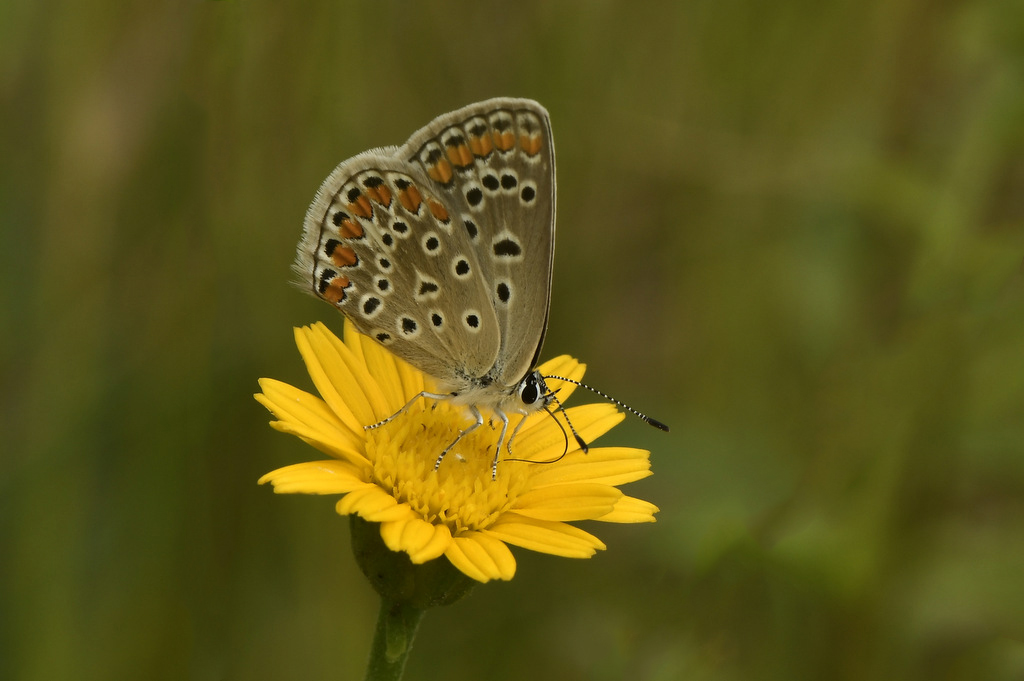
{"left": 296, "top": 149, "right": 502, "bottom": 383}
{"left": 296, "top": 99, "right": 555, "bottom": 393}
{"left": 399, "top": 98, "right": 556, "bottom": 388}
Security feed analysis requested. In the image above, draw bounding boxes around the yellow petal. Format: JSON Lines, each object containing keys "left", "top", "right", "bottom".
{"left": 528, "top": 447, "right": 652, "bottom": 487}
{"left": 335, "top": 485, "right": 416, "bottom": 522}
{"left": 446, "top": 532, "right": 517, "bottom": 582}
{"left": 346, "top": 318, "right": 427, "bottom": 414}
{"left": 535, "top": 356, "right": 586, "bottom": 403}
{"left": 256, "top": 379, "right": 363, "bottom": 453}
{"left": 380, "top": 518, "right": 415, "bottom": 552}
{"left": 380, "top": 518, "right": 452, "bottom": 563}
{"left": 393, "top": 355, "right": 425, "bottom": 407}
{"left": 293, "top": 327, "right": 370, "bottom": 428}
{"left": 407, "top": 523, "right": 453, "bottom": 563}
{"left": 513, "top": 483, "right": 622, "bottom": 521}
{"left": 444, "top": 540, "right": 489, "bottom": 582}
{"left": 483, "top": 513, "right": 606, "bottom": 558}
{"left": 288, "top": 325, "right": 368, "bottom": 430}
{"left": 316, "top": 323, "right": 402, "bottom": 422}
{"left": 536, "top": 354, "right": 583, "bottom": 378}
{"left": 258, "top": 460, "right": 368, "bottom": 494}
{"left": 265, "top": 421, "right": 367, "bottom": 468}
{"left": 257, "top": 386, "right": 369, "bottom": 467}
{"left": 566, "top": 404, "right": 626, "bottom": 444}
{"left": 348, "top": 322, "right": 408, "bottom": 412}
{"left": 297, "top": 325, "right": 387, "bottom": 426}
{"left": 380, "top": 516, "right": 428, "bottom": 552}
{"left": 343, "top": 318, "right": 367, "bottom": 363}
{"left": 597, "top": 495, "right": 660, "bottom": 523}
{"left": 512, "top": 404, "right": 624, "bottom": 461}
{"left": 351, "top": 323, "right": 426, "bottom": 413}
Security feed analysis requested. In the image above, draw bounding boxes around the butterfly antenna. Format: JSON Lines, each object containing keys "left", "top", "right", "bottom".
{"left": 543, "top": 375, "right": 670, "bottom": 432}
{"left": 503, "top": 404, "right": 571, "bottom": 466}
{"left": 546, "top": 388, "right": 590, "bottom": 453}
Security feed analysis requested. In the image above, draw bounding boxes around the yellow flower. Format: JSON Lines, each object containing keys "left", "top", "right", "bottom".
{"left": 256, "top": 321, "right": 658, "bottom": 583}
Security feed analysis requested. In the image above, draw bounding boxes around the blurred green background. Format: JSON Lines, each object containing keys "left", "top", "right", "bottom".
{"left": 3, "top": 1, "right": 1024, "bottom": 679}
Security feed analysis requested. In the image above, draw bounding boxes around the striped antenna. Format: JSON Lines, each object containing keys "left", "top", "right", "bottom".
{"left": 542, "top": 375, "right": 670, "bottom": 433}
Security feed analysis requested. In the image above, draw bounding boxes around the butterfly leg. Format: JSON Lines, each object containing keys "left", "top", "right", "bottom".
{"left": 490, "top": 409, "right": 511, "bottom": 480}
{"left": 505, "top": 413, "right": 531, "bottom": 457}
{"left": 434, "top": 405, "right": 484, "bottom": 471}
{"left": 365, "top": 391, "right": 452, "bottom": 430}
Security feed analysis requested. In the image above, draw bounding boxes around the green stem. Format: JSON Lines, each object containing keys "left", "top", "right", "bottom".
{"left": 363, "top": 597, "right": 425, "bottom": 681}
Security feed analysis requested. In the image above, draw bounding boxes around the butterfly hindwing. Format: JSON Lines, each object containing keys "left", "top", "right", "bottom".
{"left": 297, "top": 150, "right": 501, "bottom": 383}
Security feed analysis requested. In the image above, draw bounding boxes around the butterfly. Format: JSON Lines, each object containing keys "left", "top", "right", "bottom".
{"left": 295, "top": 98, "right": 665, "bottom": 477}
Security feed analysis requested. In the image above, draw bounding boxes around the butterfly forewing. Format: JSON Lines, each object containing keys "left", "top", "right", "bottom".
{"left": 296, "top": 98, "right": 554, "bottom": 395}
{"left": 400, "top": 98, "right": 555, "bottom": 388}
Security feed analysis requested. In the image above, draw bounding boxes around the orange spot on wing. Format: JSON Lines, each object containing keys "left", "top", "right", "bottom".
{"left": 494, "top": 130, "right": 515, "bottom": 151}
{"left": 469, "top": 134, "right": 493, "bottom": 157}
{"left": 322, "top": 276, "right": 351, "bottom": 304}
{"left": 331, "top": 245, "right": 357, "bottom": 267}
{"left": 428, "top": 199, "right": 450, "bottom": 223}
{"left": 399, "top": 185, "right": 423, "bottom": 213}
{"left": 520, "top": 134, "right": 543, "bottom": 156}
{"left": 446, "top": 144, "right": 473, "bottom": 167}
{"left": 365, "top": 185, "right": 392, "bottom": 207}
{"left": 427, "top": 160, "right": 453, "bottom": 184}
{"left": 348, "top": 195, "right": 373, "bottom": 219}
{"left": 340, "top": 218, "right": 364, "bottom": 239}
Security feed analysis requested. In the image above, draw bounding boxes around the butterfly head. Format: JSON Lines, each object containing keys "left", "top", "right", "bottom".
{"left": 516, "top": 371, "right": 551, "bottom": 412}
{"left": 517, "top": 370, "right": 592, "bottom": 454}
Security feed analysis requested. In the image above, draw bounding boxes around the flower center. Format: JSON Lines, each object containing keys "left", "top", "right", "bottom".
{"left": 364, "top": 401, "right": 531, "bottom": 534}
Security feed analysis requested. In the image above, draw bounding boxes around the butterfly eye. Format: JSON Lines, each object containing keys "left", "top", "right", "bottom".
{"left": 518, "top": 372, "right": 543, "bottom": 406}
